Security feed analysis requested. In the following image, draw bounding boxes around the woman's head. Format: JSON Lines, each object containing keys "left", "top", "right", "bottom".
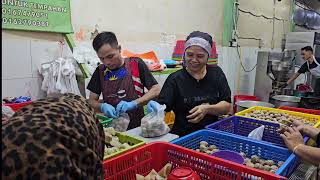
{"left": 184, "top": 31, "right": 213, "bottom": 71}
{"left": 2, "top": 94, "right": 105, "bottom": 179}
{"left": 93, "top": 32, "right": 123, "bottom": 70}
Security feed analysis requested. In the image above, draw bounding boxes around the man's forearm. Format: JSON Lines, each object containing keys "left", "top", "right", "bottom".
{"left": 287, "top": 73, "right": 300, "bottom": 84}
{"left": 294, "top": 144, "right": 320, "bottom": 166}
{"left": 135, "top": 84, "right": 161, "bottom": 106}
{"left": 206, "top": 101, "right": 231, "bottom": 116}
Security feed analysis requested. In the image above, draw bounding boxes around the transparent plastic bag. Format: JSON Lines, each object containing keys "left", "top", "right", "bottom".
{"left": 140, "top": 104, "right": 170, "bottom": 138}
{"left": 109, "top": 113, "right": 130, "bottom": 132}
{"left": 248, "top": 125, "right": 265, "bottom": 141}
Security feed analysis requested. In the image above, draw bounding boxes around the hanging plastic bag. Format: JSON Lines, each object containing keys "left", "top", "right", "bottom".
{"left": 248, "top": 125, "right": 265, "bottom": 141}
{"left": 2, "top": 106, "right": 15, "bottom": 124}
{"left": 109, "top": 113, "right": 130, "bottom": 132}
{"left": 140, "top": 104, "right": 170, "bottom": 138}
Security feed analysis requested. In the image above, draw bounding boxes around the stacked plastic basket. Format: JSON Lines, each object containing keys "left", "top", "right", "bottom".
{"left": 102, "top": 106, "right": 319, "bottom": 179}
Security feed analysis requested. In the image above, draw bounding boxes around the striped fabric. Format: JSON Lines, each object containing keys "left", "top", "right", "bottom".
{"left": 130, "top": 60, "right": 144, "bottom": 97}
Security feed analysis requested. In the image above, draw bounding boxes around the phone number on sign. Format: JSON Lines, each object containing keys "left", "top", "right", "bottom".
{"left": 2, "top": 17, "right": 49, "bottom": 27}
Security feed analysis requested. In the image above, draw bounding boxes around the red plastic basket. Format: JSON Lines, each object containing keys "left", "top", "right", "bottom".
{"left": 103, "top": 142, "right": 286, "bottom": 180}
{"left": 279, "top": 106, "right": 320, "bottom": 115}
{"left": 3, "top": 101, "right": 32, "bottom": 112}
{"left": 233, "top": 95, "right": 260, "bottom": 113}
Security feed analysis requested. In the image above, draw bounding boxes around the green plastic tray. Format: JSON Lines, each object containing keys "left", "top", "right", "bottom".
{"left": 96, "top": 114, "right": 113, "bottom": 128}
{"left": 104, "top": 132, "right": 145, "bottom": 160}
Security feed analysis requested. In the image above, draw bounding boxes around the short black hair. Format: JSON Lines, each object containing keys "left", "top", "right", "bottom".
{"left": 92, "top": 31, "right": 118, "bottom": 52}
{"left": 301, "top": 46, "right": 313, "bottom": 53}
{"left": 186, "top": 31, "right": 213, "bottom": 47}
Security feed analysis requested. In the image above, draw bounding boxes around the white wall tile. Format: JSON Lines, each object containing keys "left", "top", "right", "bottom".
{"left": 2, "top": 77, "right": 45, "bottom": 100}
{"left": 2, "top": 39, "right": 32, "bottom": 79}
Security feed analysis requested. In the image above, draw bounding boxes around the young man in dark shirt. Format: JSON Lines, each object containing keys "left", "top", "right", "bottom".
{"left": 285, "top": 46, "right": 320, "bottom": 87}
{"left": 87, "top": 32, "right": 160, "bottom": 129}
{"left": 147, "top": 31, "right": 231, "bottom": 136}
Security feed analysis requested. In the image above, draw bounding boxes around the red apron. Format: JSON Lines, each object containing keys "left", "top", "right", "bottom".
{"left": 99, "top": 58, "right": 145, "bottom": 129}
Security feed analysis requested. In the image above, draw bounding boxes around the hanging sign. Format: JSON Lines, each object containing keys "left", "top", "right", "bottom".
{"left": 2, "top": 0, "right": 73, "bottom": 33}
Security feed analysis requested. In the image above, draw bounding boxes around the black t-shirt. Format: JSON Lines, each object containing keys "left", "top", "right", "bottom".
{"left": 87, "top": 58, "right": 158, "bottom": 95}
{"left": 298, "top": 57, "right": 320, "bottom": 74}
{"left": 157, "top": 66, "right": 231, "bottom": 136}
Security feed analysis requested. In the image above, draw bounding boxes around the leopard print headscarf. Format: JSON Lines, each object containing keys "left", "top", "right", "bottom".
{"left": 2, "top": 93, "right": 105, "bottom": 180}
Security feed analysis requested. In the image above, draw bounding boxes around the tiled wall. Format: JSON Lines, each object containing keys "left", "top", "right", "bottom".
{"left": 2, "top": 38, "right": 72, "bottom": 100}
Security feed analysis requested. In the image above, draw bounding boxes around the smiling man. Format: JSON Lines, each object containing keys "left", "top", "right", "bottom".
{"left": 87, "top": 32, "right": 160, "bottom": 129}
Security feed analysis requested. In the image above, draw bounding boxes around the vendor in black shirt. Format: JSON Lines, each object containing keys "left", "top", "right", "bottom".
{"left": 147, "top": 31, "right": 231, "bottom": 136}
{"left": 87, "top": 32, "right": 160, "bottom": 129}
{"left": 283, "top": 46, "right": 320, "bottom": 90}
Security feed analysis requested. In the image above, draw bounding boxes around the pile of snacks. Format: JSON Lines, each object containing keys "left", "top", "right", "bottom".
{"left": 244, "top": 110, "right": 316, "bottom": 126}
{"left": 104, "top": 127, "right": 131, "bottom": 156}
{"left": 136, "top": 163, "right": 172, "bottom": 180}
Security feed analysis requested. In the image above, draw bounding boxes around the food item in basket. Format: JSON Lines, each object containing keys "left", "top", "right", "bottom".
{"left": 243, "top": 110, "right": 317, "bottom": 126}
{"left": 136, "top": 163, "right": 172, "bottom": 179}
{"left": 264, "top": 160, "right": 275, "bottom": 166}
{"left": 251, "top": 155, "right": 260, "bottom": 163}
{"left": 244, "top": 155, "right": 283, "bottom": 174}
{"left": 109, "top": 113, "right": 130, "bottom": 132}
{"left": 197, "top": 141, "right": 219, "bottom": 155}
{"left": 200, "top": 141, "right": 209, "bottom": 147}
{"left": 254, "top": 163, "right": 263, "bottom": 169}
{"left": 277, "top": 161, "right": 284, "bottom": 167}
{"left": 263, "top": 165, "right": 271, "bottom": 171}
{"left": 104, "top": 127, "right": 117, "bottom": 136}
{"left": 158, "top": 163, "right": 173, "bottom": 177}
{"left": 140, "top": 105, "right": 170, "bottom": 138}
{"left": 209, "top": 145, "right": 217, "bottom": 151}
{"left": 271, "top": 165, "right": 279, "bottom": 171}
{"left": 240, "top": 152, "right": 246, "bottom": 158}
{"left": 103, "top": 127, "right": 133, "bottom": 156}
{"left": 246, "top": 161, "right": 255, "bottom": 168}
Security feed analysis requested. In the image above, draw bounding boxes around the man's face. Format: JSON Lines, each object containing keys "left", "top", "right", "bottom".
{"left": 301, "top": 50, "right": 312, "bottom": 61}
{"left": 97, "top": 44, "right": 122, "bottom": 70}
{"left": 184, "top": 46, "right": 208, "bottom": 72}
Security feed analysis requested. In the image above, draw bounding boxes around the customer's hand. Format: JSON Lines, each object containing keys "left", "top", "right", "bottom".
{"left": 280, "top": 127, "right": 304, "bottom": 151}
{"left": 187, "top": 104, "right": 208, "bottom": 124}
{"left": 100, "top": 103, "right": 118, "bottom": 118}
{"left": 116, "top": 101, "right": 138, "bottom": 114}
{"left": 146, "top": 100, "right": 161, "bottom": 113}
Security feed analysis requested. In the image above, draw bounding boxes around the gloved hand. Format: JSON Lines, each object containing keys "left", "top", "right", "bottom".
{"left": 116, "top": 101, "right": 138, "bottom": 114}
{"left": 100, "top": 103, "right": 118, "bottom": 118}
{"left": 147, "top": 100, "right": 161, "bottom": 113}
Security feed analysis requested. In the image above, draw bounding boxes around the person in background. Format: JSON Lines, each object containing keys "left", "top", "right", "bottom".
{"left": 2, "top": 94, "right": 105, "bottom": 180}
{"left": 283, "top": 46, "right": 320, "bottom": 91}
{"left": 147, "top": 31, "right": 231, "bottom": 137}
{"left": 280, "top": 119, "right": 320, "bottom": 166}
{"left": 87, "top": 32, "right": 160, "bottom": 129}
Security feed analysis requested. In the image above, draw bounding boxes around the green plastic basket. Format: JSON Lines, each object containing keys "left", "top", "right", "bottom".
{"left": 104, "top": 132, "right": 145, "bottom": 160}
{"left": 96, "top": 114, "right": 113, "bottom": 128}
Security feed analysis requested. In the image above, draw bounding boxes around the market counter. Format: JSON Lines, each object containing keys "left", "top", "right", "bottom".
{"left": 125, "top": 127, "right": 179, "bottom": 143}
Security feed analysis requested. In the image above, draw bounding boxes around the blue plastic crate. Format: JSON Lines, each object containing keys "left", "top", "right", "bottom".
{"left": 172, "top": 130, "right": 300, "bottom": 177}
{"left": 206, "top": 116, "right": 285, "bottom": 147}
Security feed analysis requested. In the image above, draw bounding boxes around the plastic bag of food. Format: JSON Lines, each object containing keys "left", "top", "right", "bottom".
{"left": 140, "top": 104, "right": 170, "bottom": 137}
{"left": 109, "top": 113, "right": 130, "bottom": 132}
{"left": 248, "top": 125, "right": 265, "bottom": 141}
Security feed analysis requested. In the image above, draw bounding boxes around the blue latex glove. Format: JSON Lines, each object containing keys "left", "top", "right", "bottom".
{"left": 100, "top": 103, "right": 118, "bottom": 118}
{"left": 116, "top": 101, "right": 138, "bottom": 114}
{"left": 146, "top": 100, "right": 161, "bottom": 113}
